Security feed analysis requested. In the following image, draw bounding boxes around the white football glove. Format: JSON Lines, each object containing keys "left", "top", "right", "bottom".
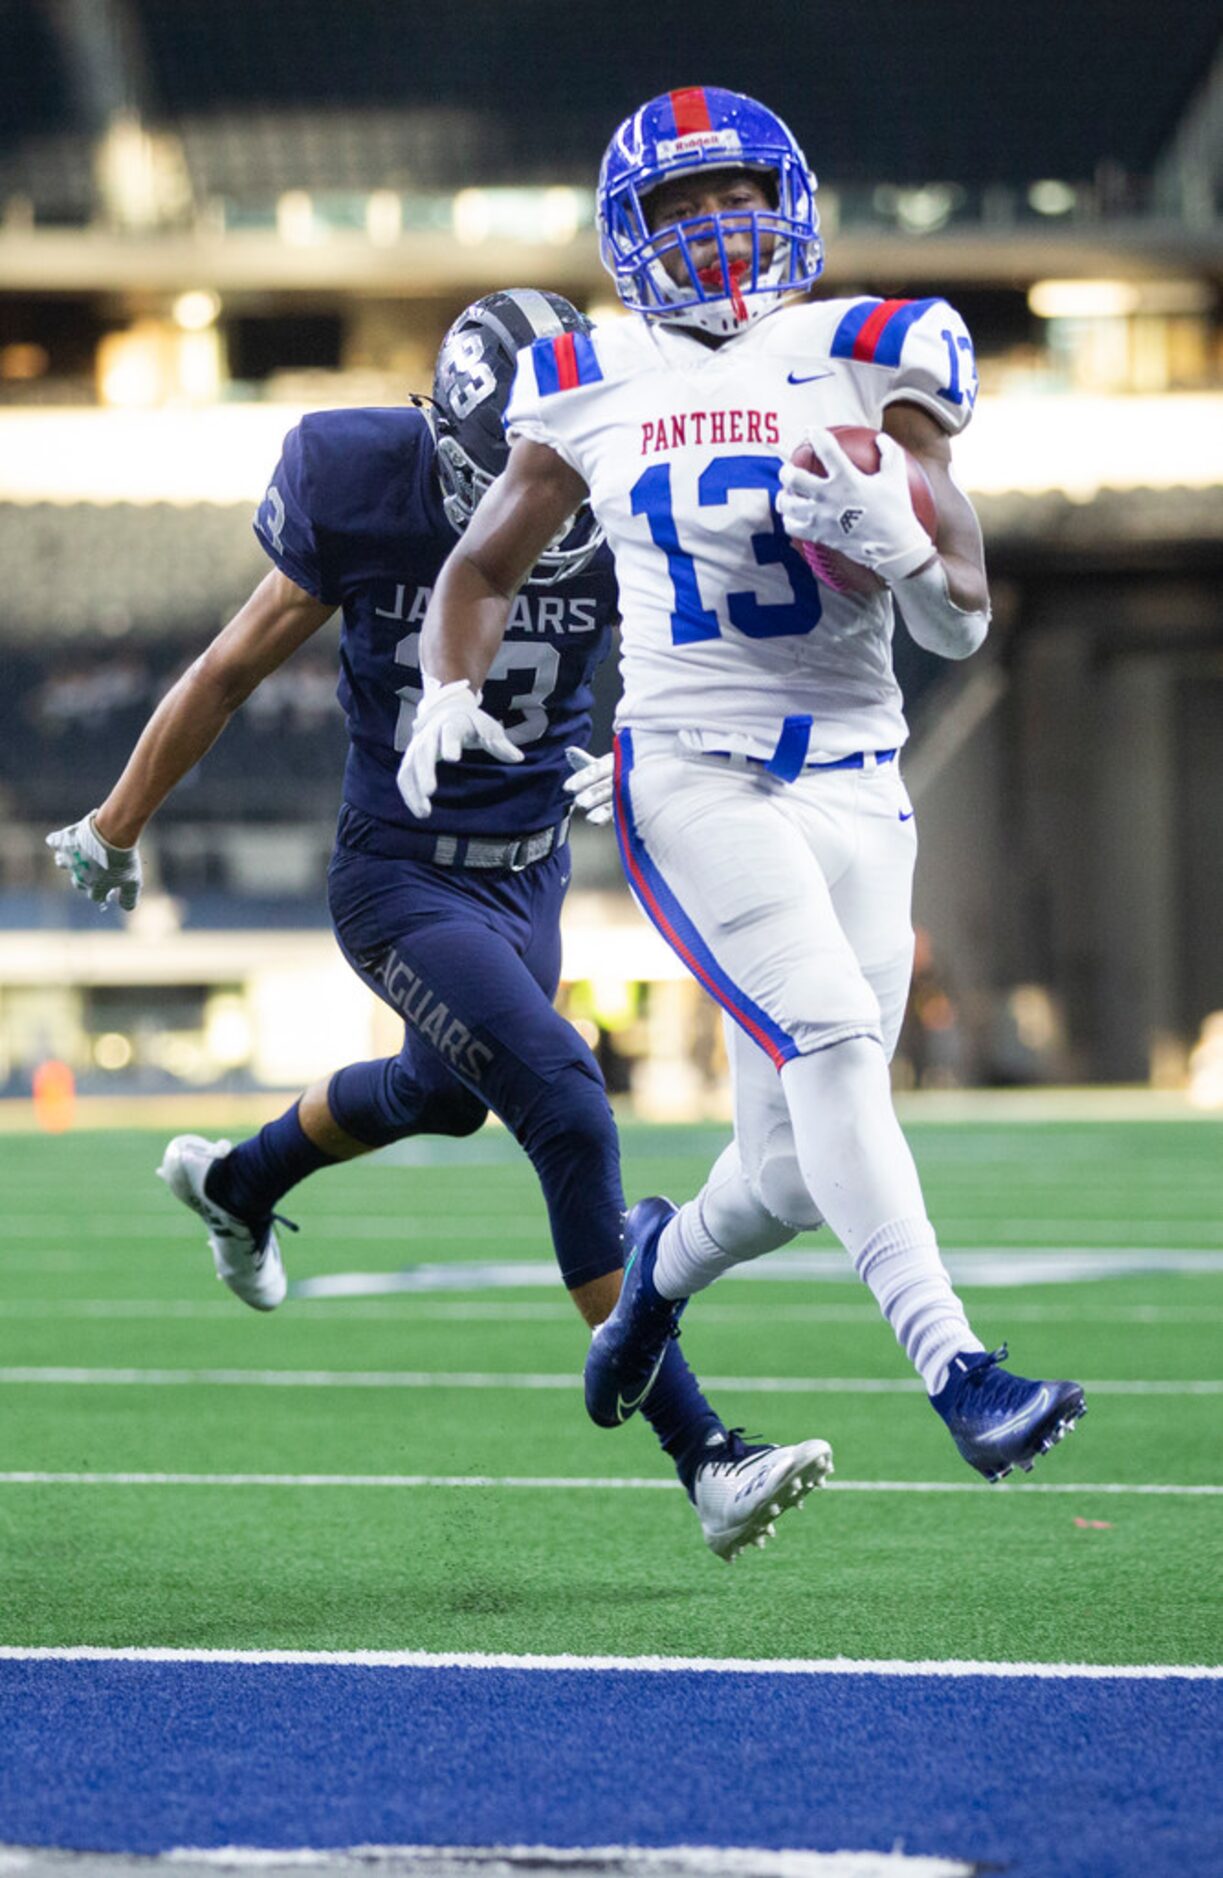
{"left": 777, "top": 428, "right": 936, "bottom": 585}
{"left": 396, "top": 675, "right": 523, "bottom": 819}
{"left": 563, "top": 747, "right": 614, "bottom": 826}
{"left": 46, "top": 812, "right": 143, "bottom": 911}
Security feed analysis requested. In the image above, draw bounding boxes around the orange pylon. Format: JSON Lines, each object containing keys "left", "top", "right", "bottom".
{"left": 32, "top": 1059, "right": 76, "bottom": 1133}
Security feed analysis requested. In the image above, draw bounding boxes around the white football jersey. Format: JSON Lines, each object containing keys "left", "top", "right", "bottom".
{"left": 506, "top": 295, "right": 978, "bottom": 763}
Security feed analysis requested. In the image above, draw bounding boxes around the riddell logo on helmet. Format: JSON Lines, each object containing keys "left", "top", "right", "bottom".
{"left": 656, "top": 129, "right": 743, "bottom": 162}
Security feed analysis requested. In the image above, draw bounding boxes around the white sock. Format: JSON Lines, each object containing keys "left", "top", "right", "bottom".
{"left": 779, "top": 1038, "right": 982, "bottom": 1392}
{"left": 855, "top": 1216, "right": 982, "bottom": 1394}
{"left": 654, "top": 1144, "right": 794, "bottom": 1300}
{"left": 779, "top": 1037, "right": 925, "bottom": 1250}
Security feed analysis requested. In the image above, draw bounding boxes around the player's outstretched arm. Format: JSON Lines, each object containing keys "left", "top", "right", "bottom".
{"left": 399, "top": 441, "right": 591, "bottom": 818}
{"left": 46, "top": 569, "right": 334, "bottom": 907}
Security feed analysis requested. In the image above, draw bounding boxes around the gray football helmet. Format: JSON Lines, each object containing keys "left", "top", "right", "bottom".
{"left": 431, "top": 288, "right": 604, "bottom": 586}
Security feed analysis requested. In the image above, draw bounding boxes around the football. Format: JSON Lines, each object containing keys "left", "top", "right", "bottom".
{"left": 789, "top": 425, "right": 937, "bottom": 597}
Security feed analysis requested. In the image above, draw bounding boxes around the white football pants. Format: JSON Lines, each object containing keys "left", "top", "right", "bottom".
{"left": 616, "top": 729, "right": 917, "bottom": 1087}
{"left": 614, "top": 727, "right": 980, "bottom": 1389}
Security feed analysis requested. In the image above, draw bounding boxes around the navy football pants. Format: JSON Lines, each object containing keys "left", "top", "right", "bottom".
{"left": 327, "top": 824, "right": 624, "bottom": 1290}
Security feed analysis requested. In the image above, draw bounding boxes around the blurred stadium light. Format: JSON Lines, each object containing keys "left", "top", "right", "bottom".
{"left": 0, "top": 0, "right": 1220, "bottom": 1111}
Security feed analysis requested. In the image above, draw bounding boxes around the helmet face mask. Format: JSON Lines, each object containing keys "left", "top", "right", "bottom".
{"left": 430, "top": 289, "right": 604, "bottom": 584}
{"left": 433, "top": 429, "right": 495, "bottom": 538}
{"left": 598, "top": 87, "right": 823, "bottom": 337}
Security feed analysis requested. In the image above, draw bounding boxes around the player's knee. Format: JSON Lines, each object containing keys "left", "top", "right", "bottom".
{"left": 779, "top": 958, "right": 883, "bottom": 1059}
{"left": 327, "top": 1059, "right": 406, "bottom": 1147}
{"left": 735, "top": 1115, "right": 821, "bottom": 1232}
{"left": 808, "top": 1029, "right": 890, "bottom": 1086}
{"left": 386, "top": 1055, "right": 487, "bottom": 1138}
{"left": 752, "top": 1144, "right": 822, "bottom": 1232}
{"left": 515, "top": 1054, "right": 615, "bottom": 1163}
{"left": 328, "top": 1056, "right": 487, "bottom": 1146}
{"left": 430, "top": 1085, "right": 488, "bottom": 1138}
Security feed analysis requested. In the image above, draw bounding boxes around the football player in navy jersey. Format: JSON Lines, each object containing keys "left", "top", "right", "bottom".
{"left": 46, "top": 288, "right": 825, "bottom": 1561}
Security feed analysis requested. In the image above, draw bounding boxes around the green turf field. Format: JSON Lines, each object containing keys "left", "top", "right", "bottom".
{"left": 2, "top": 1119, "right": 1219, "bottom": 1666}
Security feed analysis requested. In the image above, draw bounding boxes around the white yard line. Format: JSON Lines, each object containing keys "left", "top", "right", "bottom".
{"left": 3, "top": 1298, "right": 1222, "bottom": 1324}
{"left": 0, "top": 1849, "right": 975, "bottom": 1878}
{"left": 1, "top": 1644, "right": 1218, "bottom": 1678}
{"left": 2, "top": 1218, "right": 553, "bottom": 1239}
{"left": 6, "top": 1247, "right": 1223, "bottom": 1293}
{"left": 289, "top": 1249, "right": 1223, "bottom": 1296}
{"left": 0, "top": 1470, "right": 1216, "bottom": 1496}
{"left": 160, "top": 1849, "right": 978, "bottom": 1878}
{"left": 0, "top": 1366, "right": 1217, "bottom": 1394}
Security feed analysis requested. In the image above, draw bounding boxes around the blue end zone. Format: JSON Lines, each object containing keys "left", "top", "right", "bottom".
{"left": 1, "top": 1662, "right": 1218, "bottom": 1875}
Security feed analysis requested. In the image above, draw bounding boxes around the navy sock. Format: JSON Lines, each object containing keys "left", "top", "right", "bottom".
{"left": 641, "top": 1339, "right": 725, "bottom": 1497}
{"left": 205, "top": 1103, "right": 337, "bottom": 1221}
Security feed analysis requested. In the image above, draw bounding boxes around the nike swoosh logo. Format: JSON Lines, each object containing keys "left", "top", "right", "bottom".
{"left": 987, "top": 1387, "right": 1052, "bottom": 1441}
{"left": 615, "top": 1349, "right": 667, "bottom": 1421}
{"left": 787, "top": 370, "right": 834, "bottom": 385}
{"left": 616, "top": 1373, "right": 661, "bottom": 1419}
{"left": 899, "top": 810, "right": 915, "bottom": 822}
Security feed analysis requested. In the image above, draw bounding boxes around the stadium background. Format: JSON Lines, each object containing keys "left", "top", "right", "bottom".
{"left": 1, "top": 0, "right": 1221, "bottom": 1118}
{"left": 2, "top": 7, "right": 1222, "bottom": 1878}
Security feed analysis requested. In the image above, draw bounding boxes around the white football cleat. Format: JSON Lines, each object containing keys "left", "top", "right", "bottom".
{"left": 693, "top": 1430, "right": 834, "bottom": 1562}
{"left": 157, "top": 1134, "right": 287, "bottom": 1312}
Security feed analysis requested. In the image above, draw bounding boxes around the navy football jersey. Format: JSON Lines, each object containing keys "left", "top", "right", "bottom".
{"left": 253, "top": 406, "right": 617, "bottom": 834}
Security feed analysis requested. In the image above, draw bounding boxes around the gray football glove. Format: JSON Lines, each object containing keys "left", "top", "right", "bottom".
{"left": 563, "top": 747, "right": 614, "bottom": 826}
{"left": 46, "top": 812, "right": 143, "bottom": 911}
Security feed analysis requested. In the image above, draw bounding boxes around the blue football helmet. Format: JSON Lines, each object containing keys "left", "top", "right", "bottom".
{"left": 598, "top": 86, "right": 823, "bottom": 337}
{"left": 430, "top": 288, "right": 603, "bottom": 584}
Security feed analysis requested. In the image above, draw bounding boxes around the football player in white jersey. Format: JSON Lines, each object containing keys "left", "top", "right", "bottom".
{"left": 400, "top": 85, "right": 1086, "bottom": 1486}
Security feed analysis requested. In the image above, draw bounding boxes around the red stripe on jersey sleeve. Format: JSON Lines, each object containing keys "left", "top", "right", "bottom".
{"left": 852, "top": 297, "right": 911, "bottom": 363}
{"left": 553, "top": 332, "right": 579, "bottom": 391}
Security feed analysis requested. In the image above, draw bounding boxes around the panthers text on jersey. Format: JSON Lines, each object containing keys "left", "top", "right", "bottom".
{"left": 506, "top": 296, "right": 976, "bottom": 765}
{"left": 253, "top": 406, "right": 618, "bottom": 835}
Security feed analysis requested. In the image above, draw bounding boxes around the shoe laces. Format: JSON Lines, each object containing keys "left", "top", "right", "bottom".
{"left": 953, "top": 1343, "right": 1044, "bottom": 1413}
{"left": 258, "top": 1211, "right": 298, "bottom": 1257}
{"left": 203, "top": 1160, "right": 297, "bottom": 1252}
{"left": 216, "top": 1209, "right": 297, "bottom": 1260}
{"left": 702, "top": 1427, "right": 773, "bottom": 1477}
{"left": 957, "top": 1344, "right": 1009, "bottom": 1385}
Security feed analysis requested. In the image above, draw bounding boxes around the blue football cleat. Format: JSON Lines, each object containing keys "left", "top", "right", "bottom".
{"left": 584, "top": 1196, "right": 685, "bottom": 1427}
{"left": 931, "top": 1344, "right": 1087, "bottom": 1482}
